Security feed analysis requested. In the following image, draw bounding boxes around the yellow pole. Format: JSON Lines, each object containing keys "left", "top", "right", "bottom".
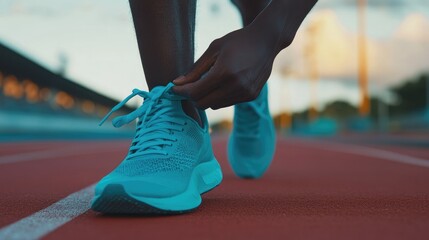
{"left": 358, "top": 0, "right": 370, "bottom": 116}
{"left": 280, "top": 112, "right": 291, "bottom": 129}
{"left": 306, "top": 21, "right": 320, "bottom": 121}
{"left": 309, "top": 63, "right": 319, "bottom": 121}
{"left": 280, "top": 79, "right": 291, "bottom": 130}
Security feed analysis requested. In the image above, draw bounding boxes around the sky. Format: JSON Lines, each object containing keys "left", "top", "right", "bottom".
{"left": 0, "top": 0, "right": 429, "bottom": 122}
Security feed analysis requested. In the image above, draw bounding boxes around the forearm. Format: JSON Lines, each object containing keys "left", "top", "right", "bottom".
{"left": 249, "top": 0, "right": 318, "bottom": 54}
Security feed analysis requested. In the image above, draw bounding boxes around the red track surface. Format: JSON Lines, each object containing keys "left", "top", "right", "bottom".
{"left": 1, "top": 137, "right": 429, "bottom": 239}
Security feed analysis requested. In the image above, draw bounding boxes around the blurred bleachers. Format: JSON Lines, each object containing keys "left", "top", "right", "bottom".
{"left": 0, "top": 42, "right": 134, "bottom": 138}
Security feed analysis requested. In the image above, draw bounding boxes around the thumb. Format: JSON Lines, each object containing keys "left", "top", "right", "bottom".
{"left": 173, "top": 48, "right": 217, "bottom": 86}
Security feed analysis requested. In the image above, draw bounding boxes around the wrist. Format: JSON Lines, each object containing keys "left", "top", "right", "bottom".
{"left": 249, "top": 0, "right": 317, "bottom": 55}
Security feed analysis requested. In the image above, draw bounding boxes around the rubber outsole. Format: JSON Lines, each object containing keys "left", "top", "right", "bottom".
{"left": 91, "top": 184, "right": 195, "bottom": 215}
{"left": 91, "top": 159, "right": 223, "bottom": 215}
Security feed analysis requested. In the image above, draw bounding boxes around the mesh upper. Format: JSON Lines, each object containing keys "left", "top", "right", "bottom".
{"left": 112, "top": 124, "right": 204, "bottom": 177}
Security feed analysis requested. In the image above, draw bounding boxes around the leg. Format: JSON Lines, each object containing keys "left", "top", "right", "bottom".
{"left": 231, "top": 0, "right": 271, "bottom": 26}
{"left": 129, "top": 0, "right": 196, "bottom": 89}
{"left": 129, "top": 0, "right": 201, "bottom": 124}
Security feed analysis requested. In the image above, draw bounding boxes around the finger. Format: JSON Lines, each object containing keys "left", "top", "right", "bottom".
{"left": 195, "top": 87, "right": 237, "bottom": 110}
{"left": 172, "top": 75, "right": 186, "bottom": 85}
{"left": 173, "top": 48, "right": 217, "bottom": 86}
{"left": 173, "top": 68, "right": 220, "bottom": 101}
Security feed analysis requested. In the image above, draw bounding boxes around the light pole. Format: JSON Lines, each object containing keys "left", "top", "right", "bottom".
{"left": 305, "top": 20, "right": 320, "bottom": 122}
{"left": 357, "top": 0, "right": 370, "bottom": 117}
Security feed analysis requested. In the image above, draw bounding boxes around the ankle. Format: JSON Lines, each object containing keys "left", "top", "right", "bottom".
{"left": 181, "top": 100, "right": 203, "bottom": 127}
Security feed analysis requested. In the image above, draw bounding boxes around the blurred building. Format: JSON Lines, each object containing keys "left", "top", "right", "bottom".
{"left": 0, "top": 42, "right": 134, "bottom": 135}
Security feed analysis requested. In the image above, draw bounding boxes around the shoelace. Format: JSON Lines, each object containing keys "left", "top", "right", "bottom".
{"left": 234, "top": 100, "right": 268, "bottom": 138}
{"left": 100, "top": 82, "right": 186, "bottom": 158}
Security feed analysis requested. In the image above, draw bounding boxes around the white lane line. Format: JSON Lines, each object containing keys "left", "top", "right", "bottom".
{"left": 0, "top": 184, "right": 95, "bottom": 240}
{"left": 295, "top": 139, "right": 429, "bottom": 168}
{"left": 0, "top": 145, "right": 125, "bottom": 165}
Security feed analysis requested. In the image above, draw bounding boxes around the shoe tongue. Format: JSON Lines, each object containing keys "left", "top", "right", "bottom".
{"left": 136, "top": 94, "right": 183, "bottom": 154}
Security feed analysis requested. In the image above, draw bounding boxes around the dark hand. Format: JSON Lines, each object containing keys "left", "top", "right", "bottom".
{"left": 173, "top": 0, "right": 317, "bottom": 110}
{"left": 173, "top": 26, "right": 277, "bottom": 110}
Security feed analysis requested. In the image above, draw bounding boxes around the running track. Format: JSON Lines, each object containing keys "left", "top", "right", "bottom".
{"left": 1, "top": 136, "right": 429, "bottom": 239}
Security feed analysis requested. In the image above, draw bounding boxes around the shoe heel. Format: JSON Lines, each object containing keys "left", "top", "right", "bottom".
{"left": 196, "top": 158, "right": 223, "bottom": 194}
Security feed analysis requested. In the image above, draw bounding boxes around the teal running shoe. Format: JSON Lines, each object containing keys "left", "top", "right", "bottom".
{"left": 91, "top": 83, "right": 222, "bottom": 214}
{"left": 228, "top": 84, "right": 276, "bottom": 179}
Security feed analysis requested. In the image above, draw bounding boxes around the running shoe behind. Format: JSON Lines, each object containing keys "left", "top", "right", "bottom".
{"left": 228, "top": 84, "right": 276, "bottom": 178}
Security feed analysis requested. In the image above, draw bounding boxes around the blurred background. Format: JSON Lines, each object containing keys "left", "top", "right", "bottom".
{"left": 0, "top": 0, "right": 428, "bottom": 140}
